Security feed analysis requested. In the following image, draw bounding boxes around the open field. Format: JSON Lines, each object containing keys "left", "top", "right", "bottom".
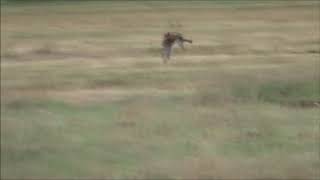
{"left": 1, "top": 1, "right": 320, "bottom": 179}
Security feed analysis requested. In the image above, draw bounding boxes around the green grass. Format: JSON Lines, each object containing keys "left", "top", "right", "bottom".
{"left": 231, "top": 80, "right": 320, "bottom": 103}
{"left": 2, "top": 94, "right": 319, "bottom": 178}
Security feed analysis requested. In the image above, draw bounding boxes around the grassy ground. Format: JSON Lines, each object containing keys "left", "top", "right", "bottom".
{"left": 1, "top": 1, "right": 320, "bottom": 179}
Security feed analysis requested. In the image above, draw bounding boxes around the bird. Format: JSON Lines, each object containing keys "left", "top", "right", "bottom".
{"left": 161, "top": 32, "right": 192, "bottom": 63}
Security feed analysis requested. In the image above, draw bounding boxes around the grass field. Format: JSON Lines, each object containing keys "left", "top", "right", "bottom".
{"left": 1, "top": 0, "right": 320, "bottom": 179}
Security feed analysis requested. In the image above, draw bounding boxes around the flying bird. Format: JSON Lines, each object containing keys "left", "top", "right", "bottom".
{"left": 161, "top": 32, "right": 192, "bottom": 63}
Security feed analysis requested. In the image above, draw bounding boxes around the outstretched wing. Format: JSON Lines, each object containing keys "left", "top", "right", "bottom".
{"left": 162, "top": 45, "right": 172, "bottom": 62}
{"left": 176, "top": 38, "right": 185, "bottom": 50}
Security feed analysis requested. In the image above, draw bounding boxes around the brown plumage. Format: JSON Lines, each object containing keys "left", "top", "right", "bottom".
{"left": 161, "top": 32, "right": 192, "bottom": 63}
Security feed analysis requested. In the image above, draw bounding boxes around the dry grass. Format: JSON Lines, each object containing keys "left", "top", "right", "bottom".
{"left": 1, "top": 1, "right": 320, "bottom": 179}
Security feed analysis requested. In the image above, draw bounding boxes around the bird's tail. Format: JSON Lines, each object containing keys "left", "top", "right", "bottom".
{"left": 183, "top": 39, "right": 192, "bottom": 43}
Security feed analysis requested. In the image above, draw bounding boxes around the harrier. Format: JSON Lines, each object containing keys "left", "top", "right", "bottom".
{"left": 162, "top": 32, "right": 192, "bottom": 63}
